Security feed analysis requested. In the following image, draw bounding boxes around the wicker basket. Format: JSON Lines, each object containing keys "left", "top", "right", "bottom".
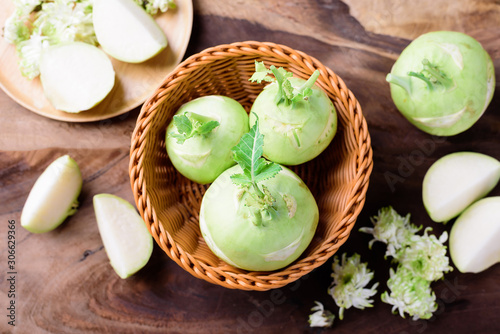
{"left": 129, "top": 41, "right": 372, "bottom": 291}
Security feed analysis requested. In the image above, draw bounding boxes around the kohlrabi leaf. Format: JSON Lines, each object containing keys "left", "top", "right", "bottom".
{"left": 231, "top": 118, "right": 281, "bottom": 190}
{"left": 170, "top": 112, "right": 220, "bottom": 144}
{"left": 249, "top": 61, "right": 320, "bottom": 106}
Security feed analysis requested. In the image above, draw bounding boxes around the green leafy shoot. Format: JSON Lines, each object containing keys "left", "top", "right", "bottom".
{"left": 249, "top": 61, "right": 320, "bottom": 106}
{"left": 230, "top": 116, "right": 282, "bottom": 199}
{"left": 169, "top": 112, "right": 220, "bottom": 144}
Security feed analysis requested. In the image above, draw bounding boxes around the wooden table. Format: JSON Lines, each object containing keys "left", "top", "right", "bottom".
{"left": 1, "top": 0, "right": 499, "bottom": 333}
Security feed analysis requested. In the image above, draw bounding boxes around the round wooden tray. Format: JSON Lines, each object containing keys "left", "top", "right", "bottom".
{"left": 129, "top": 41, "right": 373, "bottom": 291}
{"left": 0, "top": 0, "right": 193, "bottom": 122}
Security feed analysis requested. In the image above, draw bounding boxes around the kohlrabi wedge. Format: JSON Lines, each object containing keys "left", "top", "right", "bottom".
{"left": 21, "top": 155, "right": 82, "bottom": 233}
{"left": 93, "top": 0, "right": 168, "bottom": 63}
{"left": 166, "top": 95, "right": 249, "bottom": 184}
{"left": 449, "top": 197, "right": 500, "bottom": 273}
{"left": 386, "top": 31, "right": 495, "bottom": 136}
{"left": 249, "top": 62, "right": 337, "bottom": 165}
{"left": 199, "top": 119, "right": 319, "bottom": 271}
{"left": 39, "top": 42, "right": 115, "bottom": 113}
{"left": 422, "top": 152, "right": 500, "bottom": 223}
{"left": 93, "top": 194, "right": 153, "bottom": 279}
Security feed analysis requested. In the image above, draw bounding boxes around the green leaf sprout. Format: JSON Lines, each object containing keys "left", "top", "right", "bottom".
{"left": 169, "top": 112, "right": 220, "bottom": 145}
{"left": 249, "top": 61, "right": 320, "bottom": 106}
{"left": 327, "top": 253, "right": 379, "bottom": 320}
{"left": 133, "top": 0, "right": 176, "bottom": 15}
{"left": 308, "top": 301, "right": 335, "bottom": 328}
{"left": 361, "top": 206, "right": 452, "bottom": 320}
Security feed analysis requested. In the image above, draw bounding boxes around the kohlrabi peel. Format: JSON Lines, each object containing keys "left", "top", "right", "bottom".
{"left": 249, "top": 62, "right": 337, "bottom": 165}
{"left": 93, "top": 0, "right": 168, "bottom": 63}
{"left": 387, "top": 31, "right": 495, "bottom": 136}
{"left": 39, "top": 42, "right": 115, "bottom": 113}
{"left": 93, "top": 194, "right": 153, "bottom": 279}
{"left": 449, "top": 197, "right": 500, "bottom": 273}
{"left": 199, "top": 119, "right": 319, "bottom": 271}
{"left": 21, "top": 155, "right": 82, "bottom": 233}
{"left": 166, "top": 95, "right": 249, "bottom": 184}
{"left": 422, "top": 152, "right": 500, "bottom": 223}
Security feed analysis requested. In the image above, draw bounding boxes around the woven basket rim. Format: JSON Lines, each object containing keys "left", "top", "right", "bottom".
{"left": 129, "top": 41, "right": 373, "bottom": 291}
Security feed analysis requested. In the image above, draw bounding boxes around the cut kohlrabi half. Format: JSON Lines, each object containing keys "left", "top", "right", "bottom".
{"left": 93, "top": 0, "right": 168, "bottom": 63}
{"left": 39, "top": 42, "right": 115, "bottom": 113}
{"left": 93, "top": 194, "right": 153, "bottom": 279}
{"left": 21, "top": 155, "right": 82, "bottom": 233}
{"left": 449, "top": 197, "right": 500, "bottom": 273}
{"left": 386, "top": 31, "right": 495, "bottom": 136}
{"left": 422, "top": 152, "right": 500, "bottom": 223}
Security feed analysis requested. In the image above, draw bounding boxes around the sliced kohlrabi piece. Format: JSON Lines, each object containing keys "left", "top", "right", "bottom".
{"left": 449, "top": 197, "right": 500, "bottom": 273}
{"left": 39, "top": 42, "right": 115, "bottom": 113}
{"left": 21, "top": 155, "right": 82, "bottom": 233}
{"left": 93, "top": 194, "right": 153, "bottom": 279}
{"left": 93, "top": 0, "right": 168, "bottom": 63}
{"left": 422, "top": 152, "right": 500, "bottom": 223}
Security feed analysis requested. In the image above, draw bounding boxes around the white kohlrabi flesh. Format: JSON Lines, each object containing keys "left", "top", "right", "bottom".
{"left": 386, "top": 31, "right": 495, "bottom": 136}
{"left": 39, "top": 42, "right": 115, "bottom": 113}
{"left": 449, "top": 197, "right": 500, "bottom": 273}
{"left": 21, "top": 155, "right": 82, "bottom": 233}
{"left": 422, "top": 152, "right": 500, "bottom": 223}
{"left": 93, "top": 0, "right": 167, "bottom": 63}
{"left": 93, "top": 194, "right": 153, "bottom": 279}
{"left": 166, "top": 95, "right": 249, "bottom": 184}
{"left": 199, "top": 120, "right": 318, "bottom": 271}
{"left": 249, "top": 63, "right": 337, "bottom": 165}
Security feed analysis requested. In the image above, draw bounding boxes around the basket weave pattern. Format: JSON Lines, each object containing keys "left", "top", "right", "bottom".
{"left": 129, "top": 41, "right": 372, "bottom": 291}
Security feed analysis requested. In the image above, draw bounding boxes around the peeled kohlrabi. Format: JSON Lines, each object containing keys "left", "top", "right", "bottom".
{"left": 449, "top": 197, "right": 500, "bottom": 273}
{"left": 386, "top": 31, "right": 495, "bottom": 136}
{"left": 422, "top": 152, "right": 500, "bottom": 223}
{"left": 21, "top": 155, "right": 82, "bottom": 233}
{"left": 93, "top": 0, "right": 167, "bottom": 63}
{"left": 93, "top": 194, "right": 153, "bottom": 279}
{"left": 249, "top": 62, "right": 337, "bottom": 165}
{"left": 39, "top": 42, "right": 115, "bottom": 113}
{"left": 166, "top": 95, "right": 249, "bottom": 184}
{"left": 199, "top": 118, "right": 319, "bottom": 271}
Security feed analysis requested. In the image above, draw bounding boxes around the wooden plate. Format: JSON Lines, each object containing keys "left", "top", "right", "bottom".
{"left": 0, "top": 0, "right": 193, "bottom": 122}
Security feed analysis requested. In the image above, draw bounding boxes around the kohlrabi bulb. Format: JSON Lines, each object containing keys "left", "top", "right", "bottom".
{"left": 165, "top": 95, "right": 249, "bottom": 184}
{"left": 386, "top": 31, "right": 495, "bottom": 136}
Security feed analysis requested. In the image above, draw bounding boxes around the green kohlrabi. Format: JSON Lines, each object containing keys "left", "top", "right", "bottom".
{"left": 386, "top": 31, "right": 495, "bottom": 136}
{"left": 199, "top": 118, "right": 319, "bottom": 271}
{"left": 249, "top": 61, "right": 337, "bottom": 165}
{"left": 166, "top": 95, "right": 249, "bottom": 184}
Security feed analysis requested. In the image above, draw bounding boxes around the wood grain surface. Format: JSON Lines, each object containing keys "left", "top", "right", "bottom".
{"left": 1, "top": 0, "right": 499, "bottom": 333}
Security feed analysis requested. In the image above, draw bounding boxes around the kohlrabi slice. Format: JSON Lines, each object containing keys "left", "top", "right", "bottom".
{"left": 199, "top": 119, "right": 319, "bottom": 271}
{"left": 386, "top": 31, "right": 495, "bottom": 136}
{"left": 93, "top": 194, "right": 153, "bottom": 279}
{"left": 166, "top": 95, "right": 249, "bottom": 184}
{"left": 21, "top": 155, "right": 82, "bottom": 233}
{"left": 422, "top": 152, "right": 500, "bottom": 223}
{"left": 93, "top": 0, "right": 168, "bottom": 63}
{"left": 249, "top": 62, "right": 337, "bottom": 165}
{"left": 449, "top": 197, "right": 500, "bottom": 273}
{"left": 39, "top": 42, "right": 115, "bottom": 113}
